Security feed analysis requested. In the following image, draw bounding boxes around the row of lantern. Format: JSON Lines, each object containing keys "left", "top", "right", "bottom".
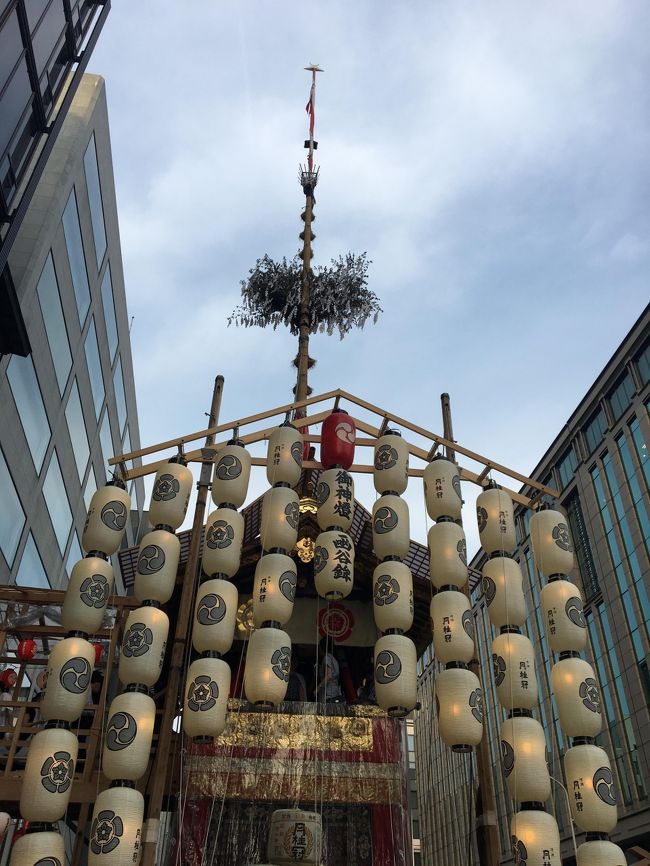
{"left": 530, "top": 508, "right": 625, "bottom": 866}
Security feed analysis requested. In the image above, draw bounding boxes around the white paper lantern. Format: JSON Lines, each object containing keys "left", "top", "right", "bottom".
{"left": 431, "top": 590, "right": 474, "bottom": 665}
{"left": 10, "top": 830, "right": 65, "bottom": 866}
{"left": 267, "top": 423, "right": 303, "bottom": 487}
{"left": 0, "top": 812, "right": 9, "bottom": 839}
{"left": 21, "top": 726, "right": 78, "bottom": 820}
{"left": 62, "top": 556, "right": 114, "bottom": 633}
{"left": 192, "top": 578, "right": 238, "bottom": 655}
{"left": 202, "top": 507, "right": 244, "bottom": 578}
{"left": 119, "top": 606, "right": 169, "bottom": 687}
{"left": 564, "top": 744, "right": 618, "bottom": 832}
{"left": 374, "top": 634, "right": 417, "bottom": 716}
{"left": 481, "top": 556, "right": 526, "bottom": 629}
{"left": 577, "top": 840, "right": 626, "bottom": 866}
{"left": 261, "top": 487, "right": 299, "bottom": 552}
{"left": 41, "top": 636, "right": 95, "bottom": 722}
{"left": 530, "top": 508, "right": 576, "bottom": 577}
{"left": 183, "top": 657, "right": 231, "bottom": 739}
{"left": 552, "top": 656, "right": 602, "bottom": 738}
{"left": 373, "top": 431, "right": 409, "bottom": 496}
{"left": 423, "top": 457, "right": 462, "bottom": 521}
{"left": 511, "top": 810, "right": 561, "bottom": 866}
{"left": 372, "top": 560, "right": 413, "bottom": 633}
{"left": 372, "top": 494, "right": 410, "bottom": 560}
{"left": 315, "top": 468, "right": 354, "bottom": 531}
{"left": 148, "top": 459, "right": 192, "bottom": 531}
{"left": 500, "top": 715, "right": 551, "bottom": 803}
{"left": 314, "top": 531, "right": 355, "bottom": 600}
{"left": 82, "top": 483, "right": 131, "bottom": 556}
{"left": 268, "top": 809, "right": 322, "bottom": 865}
{"left": 244, "top": 627, "right": 291, "bottom": 706}
{"left": 88, "top": 785, "right": 144, "bottom": 866}
{"left": 212, "top": 440, "right": 251, "bottom": 508}
{"left": 476, "top": 487, "right": 515, "bottom": 555}
{"left": 253, "top": 553, "right": 297, "bottom": 626}
{"left": 102, "top": 690, "right": 156, "bottom": 782}
{"left": 492, "top": 632, "right": 538, "bottom": 711}
{"left": 134, "top": 529, "right": 180, "bottom": 605}
{"left": 540, "top": 579, "right": 587, "bottom": 653}
{"left": 435, "top": 666, "right": 483, "bottom": 751}
{"left": 428, "top": 521, "right": 467, "bottom": 589}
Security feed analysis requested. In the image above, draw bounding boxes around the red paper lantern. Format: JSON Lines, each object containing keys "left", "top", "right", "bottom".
{"left": 0, "top": 669, "right": 17, "bottom": 690}
{"left": 17, "top": 639, "right": 36, "bottom": 662}
{"left": 320, "top": 411, "right": 356, "bottom": 470}
{"left": 302, "top": 425, "right": 311, "bottom": 462}
{"left": 91, "top": 642, "right": 103, "bottom": 665}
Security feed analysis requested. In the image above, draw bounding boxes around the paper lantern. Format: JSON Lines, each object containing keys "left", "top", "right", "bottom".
{"left": 476, "top": 487, "right": 515, "bottom": 555}
{"left": 252, "top": 553, "right": 297, "bottom": 626}
{"left": 428, "top": 521, "right": 467, "bottom": 589}
{"left": 372, "top": 560, "right": 413, "bottom": 633}
{"left": 267, "top": 423, "right": 303, "bottom": 487}
{"left": 315, "top": 468, "right": 354, "bottom": 531}
{"left": 260, "top": 487, "right": 299, "bottom": 552}
{"left": 21, "top": 726, "right": 78, "bottom": 820}
{"left": 491, "top": 632, "right": 538, "bottom": 711}
{"left": 88, "top": 785, "right": 144, "bottom": 866}
{"left": 373, "top": 430, "right": 409, "bottom": 495}
{"left": 564, "top": 744, "right": 617, "bottom": 832}
{"left": 212, "top": 440, "right": 251, "bottom": 508}
{"left": 551, "top": 657, "right": 603, "bottom": 738}
{"left": 102, "top": 689, "right": 156, "bottom": 782}
{"left": 183, "top": 656, "right": 231, "bottom": 739}
{"left": 500, "top": 715, "right": 551, "bottom": 802}
{"left": 423, "top": 457, "right": 462, "bottom": 521}
{"left": 314, "top": 531, "right": 355, "bottom": 600}
{"left": 0, "top": 811, "right": 9, "bottom": 839}
{"left": 91, "top": 642, "right": 103, "bottom": 665}
{"left": 511, "top": 810, "right": 561, "bottom": 866}
{"left": 244, "top": 627, "right": 291, "bottom": 706}
{"left": 374, "top": 634, "right": 417, "bottom": 717}
{"left": 431, "top": 590, "right": 474, "bottom": 665}
{"left": 530, "top": 508, "right": 575, "bottom": 577}
{"left": 372, "top": 494, "right": 410, "bottom": 560}
{"left": 435, "top": 666, "right": 483, "bottom": 751}
{"left": 10, "top": 830, "right": 65, "bottom": 866}
{"left": 202, "top": 508, "right": 244, "bottom": 579}
{"left": 540, "top": 579, "right": 587, "bottom": 653}
{"left": 481, "top": 556, "right": 526, "bottom": 629}
{"left": 320, "top": 410, "right": 355, "bottom": 470}
{"left": 133, "top": 529, "right": 180, "bottom": 605}
{"left": 0, "top": 669, "right": 16, "bottom": 689}
{"left": 16, "top": 640, "right": 36, "bottom": 662}
{"left": 576, "top": 840, "right": 626, "bottom": 866}
{"left": 268, "top": 809, "right": 322, "bottom": 865}
{"left": 119, "top": 606, "right": 169, "bottom": 688}
{"left": 148, "top": 458, "right": 193, "bottom": 531}
{"left": 192, "top": 579, "right": 238, "bottom": 655}
{"left": 62, "top": 556, "right": 114, "bottom": 633}
{"left": 82, "top": 483, "right": 131, "bottom": 556}
{"left": 41, "top": 636, "right": 94, "bottom": 722}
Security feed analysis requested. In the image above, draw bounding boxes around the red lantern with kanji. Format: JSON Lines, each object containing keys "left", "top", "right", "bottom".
{"left": 91, "top": 642, "right": 103, "bottom": 665}
{"left": 17, "top": 640, "right": 36, "bottom": 662}
{"left": 0, "top": 669, "right": 17, "bottom": 689}
{"left": 320, "top": 410, "right": 356, "bottom": 469}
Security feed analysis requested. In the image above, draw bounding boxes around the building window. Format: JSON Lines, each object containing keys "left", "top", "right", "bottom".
{"left": 65, "top": 379, "right": 90, "bottom": 484}
{"left": 83, "top": 465, "right": 97, "bottom": 511}
{"left": 616, "top": 430, "right": 650, "bottom": 553}
{"left": 42, "top": 449, "right": 73, "bottom": 555}
{"left": 99, "top": 408, "right": 114, "bottom": 481}
{"left": 635, "top": 340, "right": 650, "bottom": 386}
{"left": 62, "top": 187, "right": 91, "bottom": 324}
{"left": 36, "top": 253, "right": 72, "bottom": 394}
{"left": 607, "top": 371, "right": 635, "bottom": 423}
{"left": 0, "top": 448, "right": 25, "bottom": 567}
{"left": 6, "top": 354, "right": 50, "bottom": 473}
{"left": 83, "top": 132, "right": 107, "bottom": 268}
{"left": 84, "top": 316, "right": 104, "bottom": 419}
{"left": 565, "top": 493, "right": 599, "bottom": 601}
{"left": 583, "top": 408, "right": 607, "bottom": 456}
{"left": 15, "top": 533, "right": 50, "bottom": 588}
{"left": 114, "top": 355, "right": 128, "bottom": 437}
{"left": 65, "top": 532, "right": 83, "bottom": 583}
{"left": 100, "top": 263, "right": 118, "bottom": 362}
{"left": 556, "top": 446, "right": 578, "bottom": 490}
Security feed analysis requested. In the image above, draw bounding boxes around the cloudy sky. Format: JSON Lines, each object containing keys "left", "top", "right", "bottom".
{"left": 91, "top": 1, "right": 649, "bottom": 555}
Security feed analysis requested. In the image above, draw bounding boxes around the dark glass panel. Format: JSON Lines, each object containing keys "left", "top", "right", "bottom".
{"left": 0, "top": 9, "right": 22, "bottom": 91}
{"left": 0, "top": 60, "right": 31, "bottom": 156}
{"left": 84, "top": 316, "right": 104, "bottom": 419}
{"left": 114, "top": 355, "right": 127, "bottom": 436}
{"left": 31, "top": 0, "right": 66, "bottom": 76}
{"left": 565, "top": 492, "right": 599, "bottom": 600}
{"left": 583, "top": 407, "right": 607, "bottom": 455}
{"left": 42, "top": 449, "right": 72, "bottom": 555}
{"left": 100, "top": 263, "right": 118, "bottom": 362}
{"left": 556, "top": 445, "right": 578, "bottom": 489}
{"left": 83, "top": 132, "right": 106, "bottom": 268}
{"left": 608, "top": 371, "right": 635, "bottom": 422}
{"left": 36, "top": 253, "right": 71, "bottom": 393}
{"left": 0, "top": 448, "right": 25, "bottom": 567}
{"left": 65, "top": 378, "right": 90, "bottom": 484}
{"left": 636, "top": 340, "right": 650, "bottom": 386}
{"left": 62, "top": 187, "right": 91, "bottom": 323}
{"left": 6, "top": 354, "right": 50, "bottom": 472}
{"left": 15, "top": 533, "right": 50, "bottom": 588}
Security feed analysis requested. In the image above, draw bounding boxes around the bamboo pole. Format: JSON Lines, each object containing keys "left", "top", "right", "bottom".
{"left": 295, "top": 192, "right": 314, "bottom": 406}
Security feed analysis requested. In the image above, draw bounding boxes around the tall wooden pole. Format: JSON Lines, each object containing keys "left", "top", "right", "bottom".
{"left": 141, "top": 375, "right": 224, "bottom": 866}
{"left": 441, "top": 392, "right": 500, "bottom": 866}
{"left": 295, "top": 192, "right": 314, "bottom": 404}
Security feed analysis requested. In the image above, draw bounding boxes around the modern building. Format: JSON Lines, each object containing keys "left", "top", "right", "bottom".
{"left": 0, "top": 72, "right": 144, "bottom": 597}
{"left": 1, "top": 0, "right": 110, "bottom": 357}
{"left": 415, "top": 305, "right": 650, "bottom": 865}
